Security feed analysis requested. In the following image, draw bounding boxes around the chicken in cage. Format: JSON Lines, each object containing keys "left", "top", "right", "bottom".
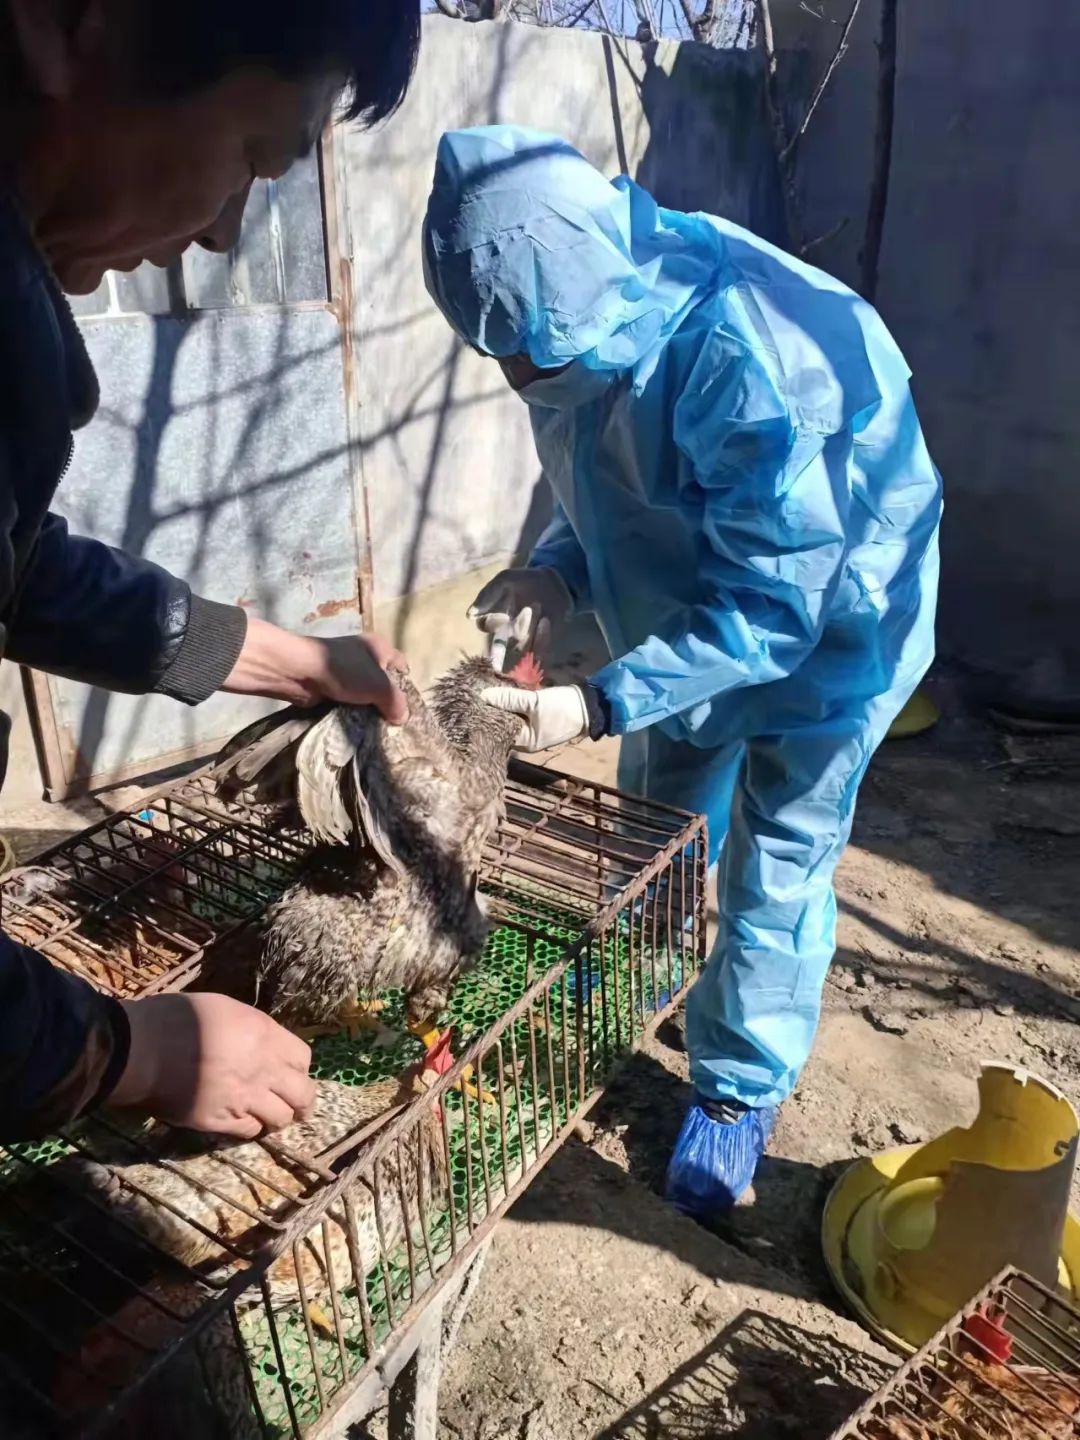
{"left": 209, "top": 655, "right": 541, "bottom": 1056}
{"left": 833, "top": 1268, "right": 1080, "bottom": 1440}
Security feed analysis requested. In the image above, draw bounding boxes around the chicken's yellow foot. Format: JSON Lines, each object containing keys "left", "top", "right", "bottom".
{"left": 306, "top": 1303, "right": 336, "bottom": 1341}
{"left": 409, "top": 1020, "right": 498, "bottom": 1106}
{"left": 292, "top": 1022, "right": 339, "bottom": 1042}
{"left": 339, "top": 997, "right": 389, "bottom": 1041}
{"left": 347, "top": 997, "right": 387, "bottom": 1019}
{"left": 458, "top": 1062, "right": 498, "bottom": 1108}
{"left": 294, "top": 998, "right": 390, "bottom": 1044}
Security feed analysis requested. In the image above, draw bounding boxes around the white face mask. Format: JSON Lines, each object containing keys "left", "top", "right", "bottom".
{"left": 518, "top": 360, "right": 616, "bottom": 410}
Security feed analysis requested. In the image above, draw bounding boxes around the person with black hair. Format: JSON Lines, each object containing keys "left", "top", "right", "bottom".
{"left": 0, "top": 0, "right": 421, "bottom": 1140}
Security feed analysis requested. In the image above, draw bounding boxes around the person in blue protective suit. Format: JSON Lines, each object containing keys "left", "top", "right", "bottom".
{"left": 422, "top": 125, "right": 942, "bottom": 1215}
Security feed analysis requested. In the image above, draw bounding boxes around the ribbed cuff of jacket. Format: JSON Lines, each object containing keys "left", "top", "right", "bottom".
{"left": 5, "top": 978, "right": 133, "bottom": 1140}
{"left": 154, "top": 594, "right": 248, "bottom": 706}
{"left": 581, "top": 683, "right": 613, "bottom": 741}
{"left": 87, "top": 996, "right": 132, "bottom": 1112}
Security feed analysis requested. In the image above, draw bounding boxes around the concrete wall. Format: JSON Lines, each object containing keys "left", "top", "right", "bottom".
{"left": 50, "top": 308, "right": 359, "bottom": 788}
{"left": 345, "top": 18, "right": 778, "bottom": 668}
{"left": 776, "top": 0, "right": 1080, "bottom": 704}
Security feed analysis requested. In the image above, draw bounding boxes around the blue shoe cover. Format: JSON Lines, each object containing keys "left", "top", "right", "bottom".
{"left": 665, "top": 1096, "right": 777, "bottom": 1216}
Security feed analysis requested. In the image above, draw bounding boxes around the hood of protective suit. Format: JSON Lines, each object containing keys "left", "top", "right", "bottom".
{"left": 422, "top": 125, "right": 725, "bottom": 392}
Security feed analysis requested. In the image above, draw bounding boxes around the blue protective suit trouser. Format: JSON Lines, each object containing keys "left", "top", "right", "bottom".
{"left": 618, "top": 674, "right": 920, "bottom": 1110}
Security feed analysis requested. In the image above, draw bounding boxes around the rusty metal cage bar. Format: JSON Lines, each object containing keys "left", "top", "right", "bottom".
{"left": 831, "top": 1267, "right": 1080, "bottom": 1439}
{"left": 0, "top": 762, "right": 707, "bottom": 1439}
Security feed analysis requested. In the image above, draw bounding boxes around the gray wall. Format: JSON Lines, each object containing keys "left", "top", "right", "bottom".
{"left": 777, "top": 0, "right": 1080, "bottom": 703}
{"left": 345, "top": 18, "right": 778, "bottom": 631}
{"left": 55, "top": 309, "right": 356, "bottom": 783}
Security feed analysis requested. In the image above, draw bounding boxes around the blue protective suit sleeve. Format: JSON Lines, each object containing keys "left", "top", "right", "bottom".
{"left": 528, "top": 497, "right": 593, "bottom": 609}
{"left": 591, "top": 325, "right": 853, "bottom": 734}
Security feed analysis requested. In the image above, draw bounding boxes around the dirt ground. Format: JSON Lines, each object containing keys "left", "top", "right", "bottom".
{"left": 2, "top": 665, "right": 1078, "bottom": 1439}
{"left": 368, "top": 667, "right": 1080, "bottom": 1439}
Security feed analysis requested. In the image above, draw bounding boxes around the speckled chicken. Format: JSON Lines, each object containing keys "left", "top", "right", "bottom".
{"left": 52, "top": 1044, "right": 453, "bottom": 1437}
{"left": 210, "top": 654, "right": 540, "bottom": 1051}
{"left": 58, "top": 1052, "right": 449, "bottom": 1299}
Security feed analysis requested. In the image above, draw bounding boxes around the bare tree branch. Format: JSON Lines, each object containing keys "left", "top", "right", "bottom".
{"left": 779, "top": 0, "right": 863, "bottom": 163}
{"left": 754, "top": 0, "right": 804, "bottom": 252}
{"left": 799, "top": 214, "right": 849, "bottom": 256}
{"left": 694, "top": 0, "right": 719, "bottom": 42}
{"left": 592, "top": 0, "right": 619, "bottom": 36}
{"left": 637, "top": 0, "right": 659, "bottom": 38}
{"left": 676, "top": 0, "right": 699, "bottom": 34}
{"left": 434, "top": 0, "right": 510, "bottom": 19}
{"left": 562, "top": 0, "right": 600, "bottom": 25}
{"left": 860, "top": 0, "right": 898, "bottom": 300}
{"left": 675, "top": 0, "right": 719, "bottom": 43}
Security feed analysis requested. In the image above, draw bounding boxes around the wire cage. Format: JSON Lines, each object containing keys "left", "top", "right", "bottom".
{"left": 831, "top": 1267, "right": 1080, "bottom": 1439}
{"left": 0, "top": 758, "right": 707, "bottom": 1439}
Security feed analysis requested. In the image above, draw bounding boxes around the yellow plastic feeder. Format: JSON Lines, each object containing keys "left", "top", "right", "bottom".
{"left": 886, "top": 687, "right": 940, "bottom": 740}
{"left": 822, "top": 1064, "right": 1080, "bottom": 1353}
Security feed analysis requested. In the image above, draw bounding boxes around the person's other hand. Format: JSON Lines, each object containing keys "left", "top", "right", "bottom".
{"left": 311, "top": 633, "right": 409, "bottom": 722}
{"left": 481, "top": 683, "right": 590, "bottom": 752}
{"left": 468, "top": 567, "right": 573, "bottom": 659}
{"left": 107, "top": 992, "right": 317, "bottom": 1138}
{"left": 221, "top": 616, "right": 409, "bottom": 724}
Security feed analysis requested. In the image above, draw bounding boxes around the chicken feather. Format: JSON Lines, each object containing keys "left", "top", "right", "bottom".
{"left": 207, "top": 655, "right": 542, "bottom": 1035}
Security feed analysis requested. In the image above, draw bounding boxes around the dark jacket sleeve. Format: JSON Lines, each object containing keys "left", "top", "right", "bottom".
{"left": 0, "top": 930, "right": 131, "bottom": 1140}
{"left": 4, "top": 512, "right": 248, "bottom": 705}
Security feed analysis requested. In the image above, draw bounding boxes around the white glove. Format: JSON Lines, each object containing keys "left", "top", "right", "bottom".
{"left": 468, "top": 567, "right": 573, "bottom": 659}
{"left": 482, "top": 684, "right": 590, "bottom": 753}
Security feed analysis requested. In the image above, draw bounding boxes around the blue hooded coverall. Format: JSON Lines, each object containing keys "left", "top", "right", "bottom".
{"left": 424, "top": 127, "right": 941, "bottom": 1189}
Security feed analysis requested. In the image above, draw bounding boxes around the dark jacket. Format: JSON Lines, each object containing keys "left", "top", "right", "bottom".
{"left": 0, "top": 193, "right": 248, "bottom": 1138}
